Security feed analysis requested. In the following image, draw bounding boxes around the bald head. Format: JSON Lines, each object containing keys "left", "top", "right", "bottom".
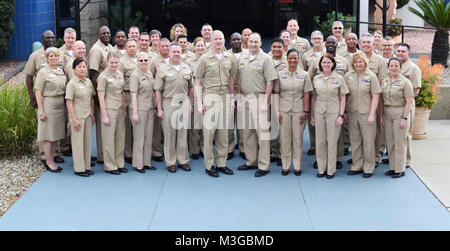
{"left": 73, "top": 41, "right": 86, "bottom": 58}
{"left": 98, "top": 26, "right": 111, "bottom": 45}
{"left": 42, "top": 30, "right": 55, "bottom": 49}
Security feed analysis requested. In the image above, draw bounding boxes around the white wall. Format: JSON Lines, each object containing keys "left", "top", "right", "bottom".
{"left": 396, "top": 1, "right": 424, "bottom": 27}
{"left": 360, "top": 0, "right": 369, "bottom": 36}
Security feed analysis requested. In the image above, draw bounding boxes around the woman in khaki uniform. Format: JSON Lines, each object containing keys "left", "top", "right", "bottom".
{"left": 130, "top": 52, "right": 156, "bottom": 173}
{"left": 310, "top": 54, "right": 349, "bottom": 179}
{"left": 34, "top": 47, "right": 67, "bottom": 173}
{"left": 274, "top": 49, "right": 313, "bottom": 176}
{"left": 97, "top": 51, "right": 128, "bottom": 175}
{"left": 380, "top": 58, "right": 414, "bottom": 178}
{"left": 66, "top": 58, "right": 96, "bottom": 177}
{"left": 344, "top": 53, "right": 381, "bottom": 178}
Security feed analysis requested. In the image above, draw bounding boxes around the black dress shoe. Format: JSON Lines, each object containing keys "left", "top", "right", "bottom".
{"left": 406, "top": 165, "right": 411, "bottom": 169}
{"left": 270, "top": 157, "right": 280, "bottom": 163}
{"left": 192, "top": 154, "right": 199, "bottom": 160}
{"left": 217, "top": 166, "right": 234, "bottom": 175}
{"left": 199, "top": 152, "right": 204, "bottom": 158}
{"left": 90, "top": 162, "right": 96, "bottom": 167}
{"left": 118, "top": 167, "right": 128, "bottom": 173}
{"left": 392, "top": 172, "right": 405, "bottom": 178}
{"left": 281, "top": 169, "right": 289, "bottom": 176}
{"left": 96, "top": 160, "right": 104, "bottom": 164}
{"left": 255, "top": 169, "right": 269, "bottom": 177}
{"left": 46, "top": 165, "right": 62, "bottom": 173}
{"left": 363, "top": 173, "right": 373, "bottom": 178}
{"left": 347, "top": 159, "right": 353, "bottom": 164}
{"left": 74, "top": 171, "right": 89, "bottom": 177}
{"left": 237, "top": 164, "right": 258, "bottom": 171}
{"left": 294, "top": 170, "right": 302, "bottom": 176}
{"left": 62, "top": 149, "right": 72, "bottom": 157}
{"left": 344, "top": 148, "right": 349, "bottom": 156}
{"left": 336, "top": 161, "right": 343, "bottom": 169}
{"left": 347, "top": 170, "right": 363, "bottom": 175}
{"left": 239, "top": 152, "right": 246, "bottom": 160}
{"left": 144, "top": 165, "right": 157, "bottom": 170}
{"left": 54, "top": 156, "right": 65, "bottom": 163}
{"left": 307, "top": 149, "right": 315, "bottom": 155}
{"left": 91, "top": 156, "right": 97, "bottom": 161}
{"left": 205, "top": 167, "right": 219, "bottom": 178}
{"left": 135, "top": 168, "right": 145, "bottom": 173}
{"left": 227, "top": 152, "right": 234, "bottom": 160}
{"left": 152, "top": 156, "right": 163, "bottom": 162}
{"left": 85, "top": 170, "right": 95, "bottom": 175}
{"left": 385, "top": 170, "right": 395, "bottom": 176}
{"left": 168, "top": 165, "right": 177, "bottom": 173}
{"left": 382, "top": 158, "right": 389, "bottom": 164}
{"left": 313, "top": 161, "right": 318, "bottom": 169}
{"left": 124, "top": 157, "right": 132, "bottom": 164}
{"left": 326, "top": 174, "right": 334, "bottom": 179}
{"left": 105, "top": 170, "right": 120, "bottom": 175}
{"left": 317, "top": 172, "right": 325, "bottom": 178}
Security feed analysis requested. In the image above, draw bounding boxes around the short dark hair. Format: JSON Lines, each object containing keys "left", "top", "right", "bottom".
{"left": 318, "top": 53, "right": 336, "bottom": 72}
{"left": 397, "top": 42, "right": 410, "bottom": 51}
{"left": 72, "top": 57, "right": 87, "bottom": 69}
{"left": 287, "top": 48, "right": 299, "bottom": 58}
{"left": 150, "top": 29, "right": 161, "bottom": 38}
{"left": 176, "top": 34, "right": 188, "bottom": 42}
{"left": 271, "top": 37, "right": 284, "bottom": 46}
{"left": 388, "top": 57, "right": 403, "bottom": 68}
{"left": 115, "top": 30, "right": 126, "bottom": 37}
{"left": 140, "top": 32, "right": 149, "bottom": 37}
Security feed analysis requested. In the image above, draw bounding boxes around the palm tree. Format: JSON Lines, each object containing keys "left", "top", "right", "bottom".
{"left": 409, "top": 0, "right": 449, "bottom": 67}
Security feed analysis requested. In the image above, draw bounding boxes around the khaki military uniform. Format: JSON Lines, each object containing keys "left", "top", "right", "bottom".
{"left": 150, "top": 54, "right": 170, "bottom": 158}
{"left": 89, "top": 40, "right": 113, "bottom": 162}
{"left": 97, "top": 69, "right": 125, "bottom": 171}
{"left": 195, "top": 51, "right": 237, "bottom": 169}
{"left": 34, "top": 65, "right": 67, "bottom": 142}
{"left": 289, "top": 37, "right": 311, "bottom": 57}
{"left": 187, "top": 56, "right": 204, "bottom": 156}
{"left": 401, "top": 60, "right": 421, "bottom": 166}
{"left": 154, "top": 62, "right": 192, "bottom": 167}
{"left": 181, "top": 51, "right": 196, "bottom": 66}
{"left": 118, "top": 54, "right": 138, "bottom": 159}
{"left": 345, "top": 70, "right": 381, "bottom": 174}
{"left": 302, "top": 48, "right": 325, "bottom": 72}
{"left": 381, "top": 75, "right": 414, "bottom": 173}
{"left": 65, "top": 76, "right": 95, "bottom": 173}
{"left": 275, "top": 68, "right": 313, "bottom": 171}
{"left": 312, "top": 72, "right": 349, "bottom": 175}
{"left": 238, "top": 50, "right": 278, "bottom": 171}
{"left": 130, "top": 69, "right": 155, "bottom": 170}
{"left": 340, "top": 49, "right": 362, "bottom": 64}
{"left": 113, "top": 45, "right": 126, "bottom": 58}
{"left": 138, "top": 48, "right": 157, "bottom": 60}
{"left": 58, "top": 44, "right": 73, "bottom": 70}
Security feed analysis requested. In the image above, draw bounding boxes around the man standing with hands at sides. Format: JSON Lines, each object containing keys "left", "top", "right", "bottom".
{"left": 201, "top": 24, "right": 213, "bottom": 50}
{"left": 25, "top": 30, "right": 64, "bottom": 164}
{"left": 149, "top": 30, "right": 161, "bottom": 54}
{"left": 89, "top": 26, "right": 114, "bottom": 164}
{"left": 227, "top": 33, "right": 246, "bottom": 160}
{"left": 360, "top": 33, "right": 388, "bottom": 166}
{"left": 241, "top": 28, "right": 252, "bottom": 50}
{"left": 118, "top": 39, "right": 138, "bottom": 164}
{"left": 128, "top": 26, "right": 140, "bottom": 42}
{"left": 341, "top": 33, "right": 361, "bottom": 63}
{"left": 154, "top": 44, "right": 193, "bottom": 173}
{"left": 396, "top": 43, "right": 421, "bottom": 169}
{"left": 113, "top": 30, "right": 127, "bottom": 58}
{"left": 287, "top": 19, "right": 311, "bottom": 57}
{"left": 331, "top": 21, "right": 348, "bottom": 56}
{"left": 195, "top": 30, "right": 237, "bottom": 177}
{"left": 236, "top": 33, "right": 278, "bottom": 177}
{"left": 149, "top": 38, "right": 171, "bottom": 162}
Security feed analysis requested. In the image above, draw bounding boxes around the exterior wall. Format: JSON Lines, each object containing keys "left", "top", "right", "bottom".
{"left": 80, "top": 0, "right": 108, "bottom": 50}
{"left": 396, "top": 1, "right": 424, "bottom": 27}
{"left": 1, "top": 0, "right": 55, "bottom": 60}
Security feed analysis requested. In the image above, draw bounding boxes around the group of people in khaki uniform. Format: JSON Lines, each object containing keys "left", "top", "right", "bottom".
{"left": 25, "top": 19, "right": 419, "bottom": 179}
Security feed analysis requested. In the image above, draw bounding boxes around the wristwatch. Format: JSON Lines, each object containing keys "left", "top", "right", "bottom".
{"left": 402, "top": 116, "right": 408, "bottom": 120}
{"left": 338, "top": 114, "right": 345, "bottom": 118}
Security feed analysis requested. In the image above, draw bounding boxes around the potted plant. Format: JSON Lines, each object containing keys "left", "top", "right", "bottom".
{"left": 412, "top": 56, "right": 444, "bottom": 140}
{"left": 386, "top": 18, "right": 403, "bottom": 44}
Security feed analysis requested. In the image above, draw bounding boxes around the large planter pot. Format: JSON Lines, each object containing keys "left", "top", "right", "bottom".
{"left": 412, "top": 107, "right": 431, "bottom": 140}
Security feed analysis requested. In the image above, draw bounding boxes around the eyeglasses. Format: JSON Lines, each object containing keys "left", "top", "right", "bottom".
{"left": 333, "top": 27, "right": 343, "bottom": 30}
{"left": 139, "top": 59, "right": 148, "bottom": 62}
{"left": 311, "top": 37, "right": 322, "bottom": 40}
{"left": 140, "top": 39, "right": 149, "bottom": 42}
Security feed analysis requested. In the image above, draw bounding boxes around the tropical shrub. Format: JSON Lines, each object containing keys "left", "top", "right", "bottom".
{"left": 0, "top": 0, "right": 15, "bottom": 54}
{"left": 415, "top": 56, "right": 444, "bottom": 109}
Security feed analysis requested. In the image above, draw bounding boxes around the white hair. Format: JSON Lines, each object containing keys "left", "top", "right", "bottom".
{"left": 311, "top": 30, "right": 323, "bottom": 38}
{"left": 360, "top": 33, "right": 374, "bottom": 43}
{"left": 64, "top": 27, "right": 76, "bottom": 37}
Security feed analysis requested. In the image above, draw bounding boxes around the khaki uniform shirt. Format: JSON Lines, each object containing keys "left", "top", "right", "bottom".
{"left": 138, "top": 48, "right": 157, "bottom": 60}
{"left": 113, "top": 45, "right": 126, "bottom": 58}
{"left": 308, "top": 54, "right": 349, "bottom": 80}
{"left": 302, "top": 48, "right": 326, "bottom": 71}
{"left": 340, "top": 49, "right": 361, "bottom": 63}
{"left": 65, "top": 76, "right": 95, "bottom": 119}
{"left": 97, "top": 69, "right": 125, "bottom": 110}
{"left": 312, "top": 72, "right": 349, "bottom": 114}
{"left": 238, "top": 50, "right": 278, "bottom": 95}
{"left": 150, "top": 53, "right": 170, "bottom": 77}
{"left": 58, "top": 44, "right": 73, "bottom": 70}
{"left": 181, "top": 50, "right": 196, "bottom": 66}
{"left": 89, "top": 40, "right": 113, "bottom": 73}
{"left": 118, "top": 54, "right": 138, "bottom": 90}
{"left": 65, "top": 56, "right": 90, "bottom": 81}
{"left": 195, "top": 51, "right": 237, "bottom": 95}
{"left": 274, "top": 68, "right": 313, "bottom": 113}
{"left": 289, "top": 36, "right": 311, "bottom": 56}
{"left": 344, "top": 70, "right": 382, "bottom": 114}
{"left": 154, "top": 63, "right": 193, "bottom": 99}
{"left": 336, "top": 41, "right": 348, "bottom": 57}
{"left": 367, "top": 52, "right": 388, "bottom": 83}
{"left": 381, "top": 74, "right": 414, "bottom": 107}
{"left": 130, "top": 69, "right": 155, "bottom": 111}
{"left": 34, "top": 65, "right": 67, "bottom": 96}
{"left": 401, "top": 59, "right": 422, "bottom": 89}
{"left": 24, "top": 48, "right": 48, "bottom": 77}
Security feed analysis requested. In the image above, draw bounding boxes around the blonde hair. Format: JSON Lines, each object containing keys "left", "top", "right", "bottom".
{"left": 45, "top": 47, "right": 60, "bottom": 58}
{"left": 170, "top": 23, "right": 188, "bottom": 41}
{"left": 137, "top": 52, "right": 149, "bottom": 60}
{"left": 350, "top": 52, "right": 369, "bottom": 71}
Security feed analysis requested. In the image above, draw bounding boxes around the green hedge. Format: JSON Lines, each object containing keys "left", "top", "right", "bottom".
{"left": 0, "top": 0, "right": 15, "bottom": 54}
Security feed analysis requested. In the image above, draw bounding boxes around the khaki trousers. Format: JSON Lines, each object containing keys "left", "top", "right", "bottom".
{"left": 162, "top": 98, "right": 189, "bottom": 166}
{"left": 235, "top": 101, "right": 245, "bottom": 153}
{"left": 188, "top": 94, "right": 202, "bottom": 155}
{"left": 270, "top": 101, "right": 281, "bottom": 158}
{"left": 70, "top": 116, "right": 92, "bottom": 173}
{"left": 337, "top": 129, "right": 344, "bottom": 161}
{"left": 94, "top": 103, "right": 104, "bottom": 161}
{"left": 406, "top": 102, "right": 415, "bottom": 165}
{"left": 348, "top": 112, "right": 377, "bottom": 174}
{"left": 280, "top": 112, "right": 306, "bottom": 171}
{"left": 131, "top": 109, "right": 154, "bottom": 169}
{"left": 124, "top": 92, "right": 133, "bottom": 158}
{"left": 343, "top": 121, "right": 350, "bottom": 149}
{"left": 315, "top": 112, "right": 341, "bottom": 175}
{"left": 152, "top": 116, "right": 163, "bottom": 157}
{"left": 101, "top": 109, "right": 125, "bottom": 171}
{"left": 242, "top": 96, "right": 271, "bottom": 171}
{"left": 384, "top": 106, "right": 409, "bottom": 173}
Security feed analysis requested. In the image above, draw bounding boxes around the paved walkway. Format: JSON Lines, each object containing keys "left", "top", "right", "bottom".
{"left": 0, "top": 121, "right": 449, "bottom": 230}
